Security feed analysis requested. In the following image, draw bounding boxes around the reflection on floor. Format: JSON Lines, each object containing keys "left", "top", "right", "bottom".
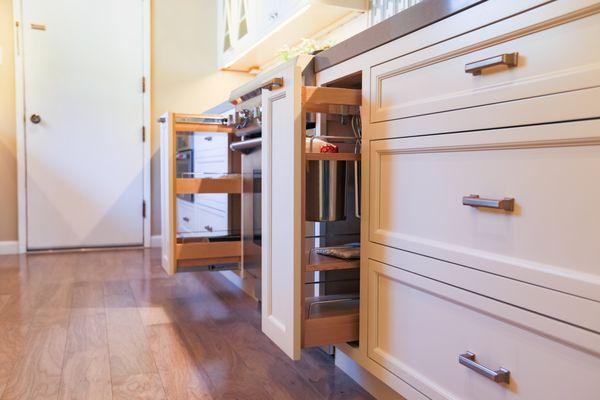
{"left": 0, "top": 248, "right": 373, "bottom": 399}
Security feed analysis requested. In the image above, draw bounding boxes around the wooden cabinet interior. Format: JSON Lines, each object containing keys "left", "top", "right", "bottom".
{"left": 300, "top": 82, "right": 363, "bottom": 349}
{"left": 160, "top": 112, "right": 242, "bottom": 275}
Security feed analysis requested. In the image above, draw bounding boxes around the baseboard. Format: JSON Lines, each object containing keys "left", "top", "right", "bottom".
{"left": 0, "top": 241, "right": 19, "bottom": 255}
{"left": 219, "top": 270, "right": 260, "bottom": 301}
{"left": 335, "top": 347, "right": 407, "bottom": 400}
{"left": 150, "top": 235, "right": 162, "bottom": 248}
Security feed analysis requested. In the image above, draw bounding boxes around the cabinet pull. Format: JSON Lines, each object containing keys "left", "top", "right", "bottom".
{"left": 459, "top": 352, "right": 510, "bottom": 384}
{"left": 204, "top": 225, "right": 213, "bottom": 232}
{"left": 204, "top": 136, "right": 213, "bottom": 141}
{"left": 463, "top": 195, "right": 515, "bottom": 211}
{"left": 182, "top": 217, "right": 190, "bottom": 222}
{"left": 465, "top": 52, "right": 518, "bottom": 75}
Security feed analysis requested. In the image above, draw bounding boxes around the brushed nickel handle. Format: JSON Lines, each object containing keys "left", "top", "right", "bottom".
{"left": 204, "top": 225, "right": 213, "bottom": 232}
{"left": 459, "top": 352, "right": 510, "bottom": 384}
{"left": 463, "top": 195, "right": 515, "bottom": 212}
{"left": 182, "top": 217, "right": 190, "bottom": 222}
{"left": 465, "top": 52, "right": 518, "bottom": 75}
{"left": 204, "top": 136, "right": 213, "bottom": 141}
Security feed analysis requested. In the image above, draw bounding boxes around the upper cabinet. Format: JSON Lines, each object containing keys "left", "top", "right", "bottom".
{"left": 217, "top": 0, "right": 369, "bottom": 72}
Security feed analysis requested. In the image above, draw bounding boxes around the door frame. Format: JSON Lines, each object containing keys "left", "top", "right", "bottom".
{"left": 12, "top": 0, "right": 152, "bottom": 252}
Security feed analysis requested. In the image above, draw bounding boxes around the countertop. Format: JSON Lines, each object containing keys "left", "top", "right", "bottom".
{"left": 314, "top": 0, "right": 486, "bottom": 72}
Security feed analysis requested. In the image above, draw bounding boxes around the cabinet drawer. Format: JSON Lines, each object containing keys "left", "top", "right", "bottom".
{"left": 196, "top": 205, "right": 227, "bottom": 236}
{"left": 369, "top": 120, "right": 600, "bottom": 304}
{"left": 367, "top": 259, "right": 600, "bottom": 400}
{"left": 176, "top": 200, "right": 196, "bottom": 233}
{"left": 370, "top": 4, "right": 600, "bottom": 126}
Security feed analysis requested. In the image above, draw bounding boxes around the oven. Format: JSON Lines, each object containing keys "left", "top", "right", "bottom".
{"left": 230, "top": 137, "right": 262, "bottom": 299}
{"left": 176, "top": 147, "right": 194, "bottom": 202}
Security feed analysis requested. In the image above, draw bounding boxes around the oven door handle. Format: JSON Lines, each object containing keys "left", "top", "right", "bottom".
{"left": 230, "top": 138, "right": 262, "bottom": 153}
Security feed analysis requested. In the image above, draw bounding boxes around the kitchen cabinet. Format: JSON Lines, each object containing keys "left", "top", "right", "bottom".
{"left": 217, "top": 0, "right": 368, "bottom": 72}
{"left": 159, "top": 113, "right": 242, "bottom": 274}
{"left": 308, "top": 0, "right": 600, "bottom": 398}
{"left": 259, "top": 55, "right": 363, "bottom": 360}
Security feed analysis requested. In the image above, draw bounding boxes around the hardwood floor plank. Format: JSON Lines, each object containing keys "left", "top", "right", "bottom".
{"left": 147, "top": 323, "right": 212, "bottom": 400}
{"left": 0, "top": 322, "right": 30, "bottom": 395}
{"left": 112, "top": 373, "right": 167, "bottom": 400}
{"left": 103, "top": 281, "right": 137, "bottom": 308}
{"left": 58, "top": 313, "right": 112, "bottom": 400}
{"left": 1, "top": 320, "right": 68, "bottom": 399}
{"left": 0, "top": 250, "right": 373, "bottom": 400}
{"left": 106, "top": 307, "right": 156, "bottom": 378}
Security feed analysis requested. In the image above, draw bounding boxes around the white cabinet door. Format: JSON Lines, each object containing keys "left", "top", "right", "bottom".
{"left": 261, "top": 62, "right": 304, "bottom": 360}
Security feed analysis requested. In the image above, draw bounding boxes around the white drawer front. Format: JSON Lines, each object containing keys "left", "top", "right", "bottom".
{"left": 370, "top": 4, "right": 600, "bottom": 125}
{"left": 369, "top": 120, "right": 600, "bottom": 303}
{"left": 176, "top": 200, "right": 196, "bottom": 233}
{"left": 367, "top": 259, "right": 600, "bottom": 400}
{"left": 196, "top": 205, "right": 227, "bottom": 237}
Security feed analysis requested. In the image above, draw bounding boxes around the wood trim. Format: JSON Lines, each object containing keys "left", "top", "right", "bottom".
{"left": 306, "top": 252, "right": 360, "bottom": 273}
{"left": 305, "top": 153, "right": 361, "bottom": 161}
{"left": 173, "top": 123, "right": 233, "bottom": 133}
{"left": 302, "top": 87, "right": 362, "bottom": 115}
{"left": 177, "top": 256, "right": 241, "bottom": 268}
{"left": 176, "top": 241, "right": 241, "bottom": 261}
{"left": 303, "top": 313, "right": 359, "bottom": 348}
{"left": 302, "top": 86, "right": 362, "bottom": 106}
{"left": 176, "top": 176, "right": 242, "bottom": 194}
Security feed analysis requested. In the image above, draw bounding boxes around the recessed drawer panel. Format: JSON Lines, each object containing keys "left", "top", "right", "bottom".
{"left": 370, "top": 4, "right": 600, "bottom": 125}
{"left": 367, "top": 259, "right": 600, "bottom": 400}
{"left": 196, "top": 205, "right": 227, "bottom": 237}
{"left": 369, "top": 120, "right": 600, "bottom": 304}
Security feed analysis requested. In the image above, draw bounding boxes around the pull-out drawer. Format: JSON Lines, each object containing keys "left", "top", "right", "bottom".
{"left": 367, "top": 259, "right": 600, "bottom": 400}
{"left": 370, "top": 2, "right": 600, "bottom": 129}
{"left": 369, "top": 120, "right": 600, "bottom": 306}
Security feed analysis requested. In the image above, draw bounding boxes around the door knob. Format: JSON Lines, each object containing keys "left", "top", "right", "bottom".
{"left": 30, "top": 114, "right": 41, "bottom": 124}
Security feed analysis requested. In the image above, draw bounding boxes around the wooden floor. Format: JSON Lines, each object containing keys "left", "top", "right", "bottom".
{"left": 0, "top": 248, "right": 374, "bottom": 400}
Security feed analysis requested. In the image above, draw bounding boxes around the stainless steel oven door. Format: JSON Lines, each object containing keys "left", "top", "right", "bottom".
{"left": 234, "top": 138, "right": 262, "bottom": 299}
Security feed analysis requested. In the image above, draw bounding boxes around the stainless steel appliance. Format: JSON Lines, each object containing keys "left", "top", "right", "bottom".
{"left": 229, "top": 79, "right": 282, "bottom": 301}
{"left": 176, "top": 147, "right": 194, "bottom": 202}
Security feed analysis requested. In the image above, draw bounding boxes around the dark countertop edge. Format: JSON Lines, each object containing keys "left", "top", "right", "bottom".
{"left": 314, "top": 0, "right": 487, "bottom": 73}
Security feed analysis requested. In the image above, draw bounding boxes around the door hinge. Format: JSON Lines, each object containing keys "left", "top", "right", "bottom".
{"left": 142, "top": 200, "right": 146, "bottom": 218}
{"left": 142, "top": 76, "right": 146, "bottom": 93}
{"left": 142, "top": 126, "right": 146, "bottom": 142}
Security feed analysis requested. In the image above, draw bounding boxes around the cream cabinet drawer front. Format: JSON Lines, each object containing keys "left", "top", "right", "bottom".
{"left": 176, "top": 200, "right": 196, "bottom": 233}
{"left": 367, "top": 259, "right": 600, "bottom": 400}
{"left": 196, "top": 205, "right": 227, "bottom": 236}
{"left": 369, "top": 120, "right": 600, "bottom": 303}
{"left": 370, "top": 3, "right": 600, "bottom": 125}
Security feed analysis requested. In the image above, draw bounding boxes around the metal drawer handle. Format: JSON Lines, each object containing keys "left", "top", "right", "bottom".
{"left": 459, "top": 352, "right": 510, "bottom": 384}
{"left": 204, "top": 225, "right": 213, "bottom": 232}
{"left": 204, "top": 136, "right": 213, "bottom": 141}
{"left": 465, "top": 52, "right": 518, "bottom": 75}
{"left": 182, "top": 217, "right": 190, "bottom": 222}
{"left": 463, "top": 195, "right": 515, "bottom": 212}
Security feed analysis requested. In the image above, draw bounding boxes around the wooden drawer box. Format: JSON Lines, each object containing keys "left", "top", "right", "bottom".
{"left": 367, "top": 259, "right": 600, "bottom": 400}
{"left": 370, "top": 2, "right": 600, "bottom": 128}
{"left": 368, "top": 120, "right": 600, "bottom": 308}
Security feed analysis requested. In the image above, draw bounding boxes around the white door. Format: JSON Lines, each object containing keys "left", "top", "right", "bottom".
{"left": 261, "top": 62, "right": 303, "bottom": 360}
{"left": 22, "top": 0, "right": 146, "bottom": 249}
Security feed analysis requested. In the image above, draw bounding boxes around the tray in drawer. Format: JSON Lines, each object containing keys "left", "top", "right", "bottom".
{"left": 367, "top": 259, "right": 600, "bottom": 400}
{"left": 370, "top": 2, "right": 600, "bottom": 126}
{"left": 369, "top": 120, "right": 600, "bottom": 304}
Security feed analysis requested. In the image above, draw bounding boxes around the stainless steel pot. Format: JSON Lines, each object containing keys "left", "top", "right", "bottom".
{"left": 306, "top": 159, "right": 347, "bottom": 222}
